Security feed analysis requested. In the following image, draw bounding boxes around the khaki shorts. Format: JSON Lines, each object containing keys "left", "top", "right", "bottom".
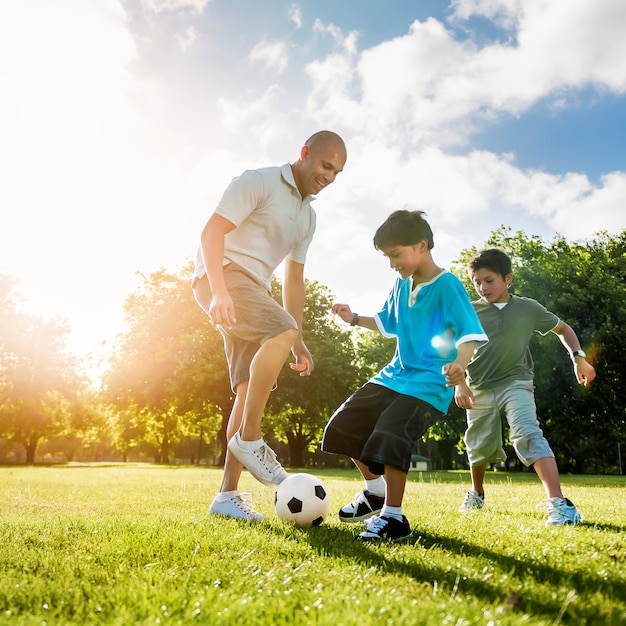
{"left": 192, "top": 263, "right": 297, "bottom": 390}
{"left": 464, "top": 380, "right": 554, "bottom": 467}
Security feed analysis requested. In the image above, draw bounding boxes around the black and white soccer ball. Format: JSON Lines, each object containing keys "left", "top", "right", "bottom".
{"left": 274, "top": 473, "right": 330, "bottom": 526}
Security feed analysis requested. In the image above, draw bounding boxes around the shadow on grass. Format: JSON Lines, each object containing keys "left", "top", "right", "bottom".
{"left": 271, "top": 521, "right": 624, "bottom": 624}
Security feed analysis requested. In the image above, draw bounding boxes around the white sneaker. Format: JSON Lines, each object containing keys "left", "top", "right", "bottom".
{"left": 209, "top": 492, "right": 264, "bottom": 521}
{"left": 538, "top": 497, "right": 582, "bottom": 526}
{"left": 459, "top": 490, "right": 485, "bottom": 512}
{"left": 227, "top": 432, "right": 289, "bottom": 488}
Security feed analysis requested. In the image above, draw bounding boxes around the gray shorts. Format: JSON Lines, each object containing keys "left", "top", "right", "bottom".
{"left": 321, "top": 382, "right": 442, "bottom": 475}
{"left": 192, "top": 264, "right": 297, "bottom": 390}
{"left": 464, "top": 380, "right": 554, "bottom": 467}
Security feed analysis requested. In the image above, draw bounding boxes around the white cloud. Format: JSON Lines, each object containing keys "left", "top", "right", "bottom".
{"left": 305, "top": 3, "right": 626, "bottom": 145}
{"left": 450, "top": 0, "right": 523, "bottom": 30}
{"left": 288, "top": 4, "right": 303, "bottom": 29}
{"left": 249, "top": 40, "right": 289, "bottom": 73}
{"left": 139, "top": 0, "right": 210, "bottom": 14}
{"left": 176, "top": 25, "right": 198, "bottom": 51}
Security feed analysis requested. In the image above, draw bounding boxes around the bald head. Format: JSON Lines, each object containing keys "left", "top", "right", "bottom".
{"left": 304, "top": 130, "right": 347, "bottom": 156}
{"left": 292, "top": 130, "right": 347, "bottom": 197}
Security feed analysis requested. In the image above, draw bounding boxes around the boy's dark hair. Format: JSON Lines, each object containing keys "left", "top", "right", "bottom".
{"left": 373, "top": 210, "right": 434, "bottom": 250}
{"left": 468, "top": 247, "right": 512, "bottom": 278}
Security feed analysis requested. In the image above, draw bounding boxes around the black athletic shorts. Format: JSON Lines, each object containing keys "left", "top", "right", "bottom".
{"left": 321, "top": 382, "right": 442, "bottom": 474}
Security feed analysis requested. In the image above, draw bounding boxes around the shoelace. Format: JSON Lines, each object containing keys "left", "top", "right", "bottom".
{"left": 234, "top": 493, "right": 258, "bottom": 513}
{"left": 464, "top": 492, "right": 483, "bottom": 505}
{"left": 351, "top": 491, "right": 368, "bottom": 508}
{"left": 253, "top": 444, "right": 282, "bottom": 474}
{"left": 363, "top": 515, "right": 387, "bottom": 532}
{"left": 537, "top": 498, "right": 568, "bottom": 521}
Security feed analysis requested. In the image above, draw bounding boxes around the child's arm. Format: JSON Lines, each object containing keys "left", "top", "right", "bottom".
{"left": 442, "top": 341, "right": 475, "bottom": 384}
{"left": 454, "top": 381, "right": 475, "bottom": 409}
{"left": 443, "top": 341, "right": 476, "bottom": 408}
{"left": 552, "top": 321, "right": 596, "bottom": 387}
{"left": 331, "top": 303, "right": 378, "bottom": 331}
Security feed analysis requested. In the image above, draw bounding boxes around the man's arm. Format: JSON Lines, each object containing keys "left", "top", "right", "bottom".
{"left": 283, "top": 258, "right": 313, "bottom": 376}
{"left": 200, "top": 213, "right": 237, "bottom": 327}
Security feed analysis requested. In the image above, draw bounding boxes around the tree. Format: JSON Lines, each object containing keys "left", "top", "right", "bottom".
{"left": 0, "top": 276, "right": 85, "bottom": 462}
{"left": 102, "top": 263, "right": 232, "bottom": 463}
{"left": 265, "top": 278, "right": 362, "bottom": 466}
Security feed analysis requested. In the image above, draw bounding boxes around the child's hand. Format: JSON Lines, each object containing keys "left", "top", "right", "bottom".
{"left": 575, "top": 359, "right": 596, "bottom": 387}
{"left": 442, "top": 362, "right": 465, "bottom": 387}
{"left": 454, "top": 383, "right": 475, "bottom": 409}
{"left": 331, "top": 303, "right": 354, "bottom": 324}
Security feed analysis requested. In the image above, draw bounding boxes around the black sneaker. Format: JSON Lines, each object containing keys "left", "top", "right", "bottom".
{"left": 358, "top": 515, "right": 413, "bottom": 542}
{"left": 338, "top": 490, "right": 385, "bottom": 523}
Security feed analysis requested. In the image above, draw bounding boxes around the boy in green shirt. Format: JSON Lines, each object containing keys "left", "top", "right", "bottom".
{"left": 454, "top": 247, "right": 595, "bottom": 525}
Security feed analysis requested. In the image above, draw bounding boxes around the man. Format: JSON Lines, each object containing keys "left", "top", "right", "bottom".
{"left": 192, "top": 131, "right": 347, "bottom": 520}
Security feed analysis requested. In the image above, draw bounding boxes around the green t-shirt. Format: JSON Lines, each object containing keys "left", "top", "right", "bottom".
{"left": 466, "top": 295, "right": 559, "bottom": 390}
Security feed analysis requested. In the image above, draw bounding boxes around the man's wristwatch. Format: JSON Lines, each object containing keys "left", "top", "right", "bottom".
{"left": 350, "top": 313, "right": 360, "bottom": 326}
{"left": 572, "top": 350, "right": 586, "bottom": 358}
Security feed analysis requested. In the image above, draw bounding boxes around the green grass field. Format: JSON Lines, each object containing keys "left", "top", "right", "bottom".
{"left": 0, "top": 465, "right": 624, "bottom": 625}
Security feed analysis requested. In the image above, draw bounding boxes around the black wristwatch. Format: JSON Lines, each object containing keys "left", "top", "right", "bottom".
{"left": 572, "top": 350, "right": 586, "bottom": 358}
{"left": 350, "top": 313, "right": 360, "bottom": 326}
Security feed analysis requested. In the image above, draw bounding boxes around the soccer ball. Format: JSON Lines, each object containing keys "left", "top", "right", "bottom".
{"left": 274, "top": 473, "right": 330, "bottom": 527}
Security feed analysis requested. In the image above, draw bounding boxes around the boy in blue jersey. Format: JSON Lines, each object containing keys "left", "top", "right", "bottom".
{"left": 321, "top": 210, "right": 488, "bottom": 542}
{"left": 454, "top": 247, "right": 595, "bottom": 525}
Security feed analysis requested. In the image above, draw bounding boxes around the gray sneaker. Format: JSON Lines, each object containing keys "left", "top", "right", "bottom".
{"left": 209, "top": 492, "right": 265, "bottom": 521}
{"left": 459, "top": 490, "right": 485, "bottom": 512}
{"left": 227, "top": 432, "right": 289, "bottom": 488}
{"left": 538, "top": 497, "right": 582, "bottom": 526}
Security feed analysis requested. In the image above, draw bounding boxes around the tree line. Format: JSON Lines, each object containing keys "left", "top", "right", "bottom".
{"left": 1, "top": 229, "right": 624, "bottom": 473}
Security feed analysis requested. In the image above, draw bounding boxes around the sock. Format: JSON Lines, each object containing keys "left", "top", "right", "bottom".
{"left": 215, "top": 490, "right": 237, "bottom": 501}
{"left": 381, "top": 505, "right": 403, "bottom": 521}
{"left": 237, "top": 437, "right": 263, "bottom": 450}
{"left": 365, "top": 477, "right": 386, "bottom": 498}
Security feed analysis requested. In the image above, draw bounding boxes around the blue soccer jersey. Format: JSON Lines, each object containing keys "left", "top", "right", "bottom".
{"left": 371, "top": 270, "right": 488, "bottom": 413}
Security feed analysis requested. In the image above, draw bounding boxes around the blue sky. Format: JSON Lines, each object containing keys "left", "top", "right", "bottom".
{"left": 1, "top": 0, "right": 625, "bottom": 365}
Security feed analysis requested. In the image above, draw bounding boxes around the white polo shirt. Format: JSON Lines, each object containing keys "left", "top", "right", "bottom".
{"left": 194, "top": 164, "right": 316, "bottom": 290}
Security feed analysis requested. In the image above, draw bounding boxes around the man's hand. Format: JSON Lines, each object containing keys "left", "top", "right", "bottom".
{"left": 208, "top": 291, "right": 236, "bottom": 328}
{"left": 290, "top": 340, "right": 314, "bottom": 377}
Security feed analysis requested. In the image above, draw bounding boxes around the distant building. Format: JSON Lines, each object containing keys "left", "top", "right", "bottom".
{"left": 409, "top": 454, "right": 431, "bottom": 471}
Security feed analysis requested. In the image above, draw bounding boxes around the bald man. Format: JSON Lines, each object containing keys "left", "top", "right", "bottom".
{"left": 192, "top": 131, "right": 347, "bottom": 520}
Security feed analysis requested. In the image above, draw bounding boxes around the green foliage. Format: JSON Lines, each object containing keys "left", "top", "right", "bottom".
{"left": 102, "top": 262, "right": 232, "bottom": 463}
{"left": 0, "top": 465, "right": 624, "bottom": 625}
{"left": 0, "top": 275, "right": 85, "bottom": 462}
{"left": 266, "top": 279, "right": 361, "bottom": 466}
{"left": 354, "top": 331, "right": 395, "bottom": 382}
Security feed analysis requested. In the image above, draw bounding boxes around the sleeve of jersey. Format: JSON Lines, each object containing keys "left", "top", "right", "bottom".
{"left": 373, "top": 283, "right": 399, "bottom": 338}
{"left": 214, "top": 170, "right": 264, "bottom": 227}
{"left": 449, "top": 278, "right": 489, "bottom": 348}
{"left": 530, "top": 299, "right": 560, "bottom": 335}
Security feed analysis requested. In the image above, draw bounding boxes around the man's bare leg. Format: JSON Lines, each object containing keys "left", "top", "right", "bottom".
{"left": 218, "top": 381, "right": 246, "bottom": 493}
{"left": 239, "top": 328, "right": 298, "bottom": 441}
